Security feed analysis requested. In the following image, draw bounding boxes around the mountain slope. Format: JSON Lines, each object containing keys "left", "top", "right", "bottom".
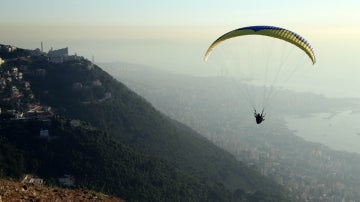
{"left": 0, "top": 116, "right": 237, "bottom": 201}
{"left": 23, "top": 58, "right": 288, "bottom": 195}
{"left": 1, "top": 45, "right": 296, "bottom": 201}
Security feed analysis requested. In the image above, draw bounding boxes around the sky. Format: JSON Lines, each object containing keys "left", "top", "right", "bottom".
{"left": 1, "top": 0, "right": 360, "bottom": 98}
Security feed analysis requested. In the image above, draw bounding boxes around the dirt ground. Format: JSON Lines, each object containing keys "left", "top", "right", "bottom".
{"left": 0, "top": 179, "right": 124, "bottom": 202}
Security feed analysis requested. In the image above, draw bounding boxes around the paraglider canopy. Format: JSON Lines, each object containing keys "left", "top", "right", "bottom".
{"left": 204, "top": 25, "right": 316, "bottom": 65}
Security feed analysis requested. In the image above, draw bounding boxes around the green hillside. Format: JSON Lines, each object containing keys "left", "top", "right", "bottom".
{"left": 0, "top": 117, "right": 238, "bottom": 201}
{"left": 0, "top": 45, "right": 296, "bottom": 201}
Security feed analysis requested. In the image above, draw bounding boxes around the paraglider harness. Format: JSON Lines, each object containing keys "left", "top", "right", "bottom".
{"left": 254, "top": 109, "right": 265, "bottom": 124}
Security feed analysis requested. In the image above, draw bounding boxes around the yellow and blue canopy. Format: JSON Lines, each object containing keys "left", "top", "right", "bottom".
{"left": 205, "top": 25, "right": 316, "bottom": 64}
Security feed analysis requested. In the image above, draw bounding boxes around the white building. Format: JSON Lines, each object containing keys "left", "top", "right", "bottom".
{"left": 48, "top": 47, "right": 68, "bottom": 56}
{"left": 22, "top": 174, "right": 44, "bottom": 186}
{"left": 48, "top": 47, "right": 69, "bottom": 63}
{"left": 58, "top": 175, "right": 75, "bottom": 187}
{"left": 0, "top": 57, "right": 4, "bottom": 66}
{"left": 70, "top": 119, "right": 81, "bottom": 127}
{"left": 39, "top": 129, "right": 49, "bottom": 137}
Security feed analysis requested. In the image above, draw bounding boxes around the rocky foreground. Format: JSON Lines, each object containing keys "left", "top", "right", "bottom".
{"left": 0, "top": 179, "right": 124, "bottom": 202}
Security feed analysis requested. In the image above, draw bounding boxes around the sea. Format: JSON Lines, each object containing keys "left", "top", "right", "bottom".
{"left": 285, "top": 109, "right": 360, "bottom": 154}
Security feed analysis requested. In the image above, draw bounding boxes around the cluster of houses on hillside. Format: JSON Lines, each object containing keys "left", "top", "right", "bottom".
{"left": 1, "top": 105, "right": 54, "bottom": 121}
{"left": 0, "top": 66, "right": 26, "bottom": 93}
{"left": 0, "top": 60, "right": 53, "bottom": 120}
{"left": 1, "top": 44, "right": 82, "bottom": 189}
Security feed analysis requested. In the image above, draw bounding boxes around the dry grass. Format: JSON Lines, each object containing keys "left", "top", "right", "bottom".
{"left": 0, "top": 179, "right": 124, "bottom": 202}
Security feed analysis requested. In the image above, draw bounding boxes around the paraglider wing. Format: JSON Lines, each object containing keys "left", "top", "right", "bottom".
{"left": 204, "top": 25, "right": 316, "bottom": 64}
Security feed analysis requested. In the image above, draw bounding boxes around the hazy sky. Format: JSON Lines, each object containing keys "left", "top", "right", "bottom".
{"left": 1, "top": 0, "right": 360, "bottom": 97}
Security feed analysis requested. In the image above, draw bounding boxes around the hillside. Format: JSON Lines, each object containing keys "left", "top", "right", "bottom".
{"left": 0, "top": 44, "right": 296, "bottom": 201}
{"left": 0, "top": 116, "right": 238, "bottom": 201}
